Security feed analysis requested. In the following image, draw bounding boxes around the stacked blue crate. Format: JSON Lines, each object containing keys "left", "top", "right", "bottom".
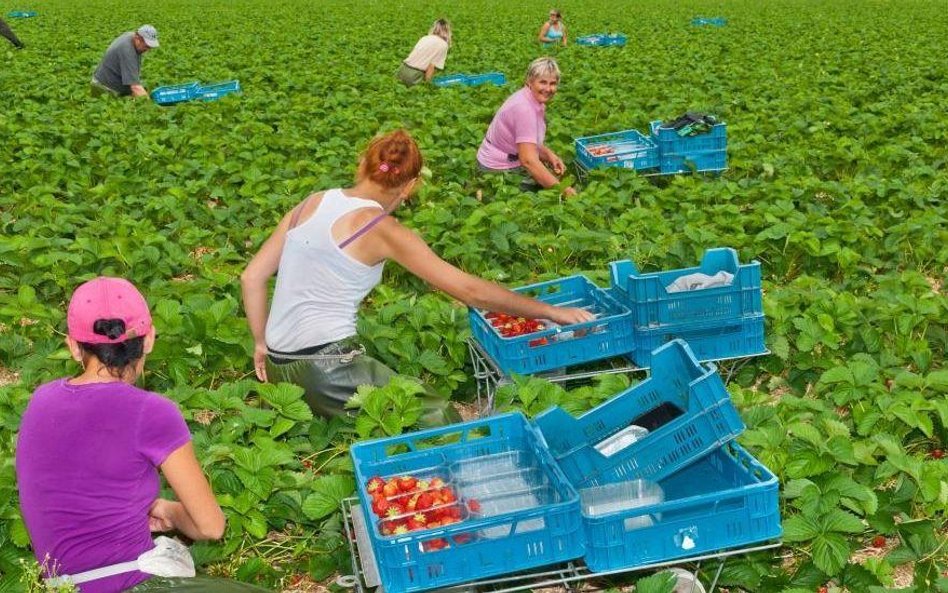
{"left": 433, "top": 72, "right": 506, "bottom": 87}
{"left": 576, "top": 34, "right": 627, "bottom": 47}
{"left": 650, "top": 120, "right": 727, "bottom": 174}
{"left": 534, "top": 339, "right": 780, "bottom": 572}
{"left": 609, "top": 248, "right": 766, "bottom": 367}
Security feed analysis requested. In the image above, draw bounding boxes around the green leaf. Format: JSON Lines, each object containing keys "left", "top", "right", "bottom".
{"left": 782, "top": 514, "right": 821, "bottom": 542}
{"left": 302, "top": 475, "right": 355, "bottom": 520}
{"left": 243, "top": 509, "right": 270, "bottom": 539}
{"left": 633, "top": 571, "right": 677, "bottom": 593}
{"left": 811, "top": 532, "right": 851, "bottom": 576}
{"left": 822, "top": 509, "right": 865, "bottom": 534}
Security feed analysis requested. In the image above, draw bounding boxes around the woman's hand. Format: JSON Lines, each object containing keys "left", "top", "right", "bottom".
{"left": 547, "top": 306, "right": 596, "bottom": 326}
{"left": 253, "top": 342, "right": 268, "bottom": 381}
{"left": 148, "top": 499, "right": 179, "bottom": 532}
{"left": 548, "top": 153, "right": 566, "bottom": 176}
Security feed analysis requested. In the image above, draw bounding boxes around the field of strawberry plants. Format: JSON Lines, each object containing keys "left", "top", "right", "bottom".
{"left": 1, "top": 0, "right": 946, "bottom": 591}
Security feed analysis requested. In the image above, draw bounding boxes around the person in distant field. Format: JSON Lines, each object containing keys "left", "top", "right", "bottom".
{"left": 15, "top": 277, "right": 270, "bottom": 593}
{"left": 241, "top": 130, "right": 594, "bottom": 422}
{"left": 91, "top": 25, "right": 159, "bottom": 98}
{"left": 538, "top": 10, "right": 567, "bottom": 47}
{"left": 0, "top": 16, "right": 25, "bottom": 48}
{"left": 397, "top": 19, "right": 451, "bottom": 86}
{"left": 476, "top": 57, "right": 576, "bottom": 196}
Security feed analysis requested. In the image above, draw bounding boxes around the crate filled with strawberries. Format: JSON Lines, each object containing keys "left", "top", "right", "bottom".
{"left": 468, "top": 275, "right": 634, "bottom": 375}
{"left": 351, "top": 413, "right": 584, "bottom": 593}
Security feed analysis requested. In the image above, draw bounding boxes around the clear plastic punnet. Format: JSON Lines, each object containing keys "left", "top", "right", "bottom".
{"left": 456, "top": 466, "right": 548, "bottom": 499}
{"left": 449, "top": 450, "right": 531, "bottom": 482}
{"left": 580, "top": 479, "right": 664, "bottom": 530}
{"left": 470, "top": 485, "right": 560, "bottom": 538}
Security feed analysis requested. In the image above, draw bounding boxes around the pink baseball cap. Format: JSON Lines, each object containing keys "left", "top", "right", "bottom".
{"left": 67, "top": 277, "right": 153, "bottom": 344}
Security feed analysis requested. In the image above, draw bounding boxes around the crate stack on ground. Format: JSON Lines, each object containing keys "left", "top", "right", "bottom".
{"left": 609, "top": 247, "right": 766, "bottom": 368}
{"left": 574, "top": 116, "right": 727, "bottom": 177}
{"left": 151, "top": 80, "right": 241, "bottom": 105}
{"left": 692, "top": 17, "right": 727, "bottom": 26}
{"left": 433, "top": 72, "right": 506, "bottom": 88}
{"left": 576, "top": 33, "right": 627, "bottom": 47}
{"left": 349, "top": 339, "right": 782, "bottom": 592}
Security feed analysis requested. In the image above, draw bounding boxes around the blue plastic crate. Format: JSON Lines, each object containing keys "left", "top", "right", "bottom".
{"left": 650, "top": 120, "right": 727, "bottom": 174}
{"left": 434, "top": 73, "right": 506, "bottom": 87}
{"left": 692, "top": 17, "right": 727, "bottom": 26}
{"left": 575, "top": 130, "right": 659, "bottom": 172}
{"left": 198, "top": 80, "right": 240, "bottom": 101}
{"left": 533, "top": 340, "right": 744, "bottom": 488}
{"left": 150, "top": 82, "right": 201, "bottom": 105}
{"left": 609, "top": 248, "right": 763, "bottom": 329}
{"left": 464, "top": 72, "right": 506, "bottom": 86}
{"left": 432, "top": 74, "right": 468, "bottom": 87}
{"left": 630, "top": 314, "right": 766, "bottom": 368}
{"left": 576, "top": 34, "right": 627, "bottom": 47}
{"left": 6, "top": 10, "right": 36, "bottom": 18}
{"left": 580, "top": 441, "right": 781, "bottom": 572}
{"left": 469, "top": 275, "right": 634, "bottom": 375}
{"left": 350, "top": 413, "right": 583, "bottom": 593}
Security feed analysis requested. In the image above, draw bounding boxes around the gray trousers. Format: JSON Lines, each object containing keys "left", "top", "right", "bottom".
{"left": 266, "top": 337, "right": 460, "bottom": 426}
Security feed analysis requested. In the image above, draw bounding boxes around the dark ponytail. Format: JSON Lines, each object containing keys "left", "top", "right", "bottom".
{"left": 79, "top": 318, "right": 146, "bottom": 377}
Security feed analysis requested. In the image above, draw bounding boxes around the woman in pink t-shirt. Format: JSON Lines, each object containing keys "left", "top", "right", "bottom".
{"left": 476, "top": 57, "right": 576, "bottom": 196}
{"left": 16, "top": 278, "right": 268, "bottom": 592}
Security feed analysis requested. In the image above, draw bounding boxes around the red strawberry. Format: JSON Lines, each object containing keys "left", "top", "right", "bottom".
{"left": 382, "top": 480, "right": 399, "bottom": 497}
{"left": 416, "top": 492, "right": 434, "bottom": 510}
{"left": 430, "top": 477, "right": 445, "bottom": 489}
{"left": 372, "top": 498, "right": 391, "bottom": 517}
{"left": 398, "top": 476, "right": 418, "bottom": 492}
{"left": 439, "top": 488, "right": 457, "bottom": 504}
{"left": 932, "top": 449, "right": 945, "bottom": 459}
{"left": 366, "top": 476, "right": 385, "bottom": 494}
{"left": 871, "top": 535, "right": 886, "bottom": 548}
{"left": 423, "top": 538, "right": 448, "bottom": 551}
{"left": 386, "top": 506, "right": 404, "bottom": 519}
{"left": 406, "top": 513, "right": 427, "bottom": 531}
{"left": 467, "top": 499, "right": 481, "bottom": 513}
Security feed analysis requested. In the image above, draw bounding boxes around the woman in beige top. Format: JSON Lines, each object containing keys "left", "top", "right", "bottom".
{"left": 397, "top": 19, "right": 452, "bottom": 86}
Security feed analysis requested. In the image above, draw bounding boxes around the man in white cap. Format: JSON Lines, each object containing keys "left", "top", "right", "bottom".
{"left": 91, "top": 25, "right": 159, "bottom": 98}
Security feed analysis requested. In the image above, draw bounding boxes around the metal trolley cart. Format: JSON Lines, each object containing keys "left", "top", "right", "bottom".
{"left": 467, "top": 338, "right": 643, "bottom": 414}
{"left": 341, "top": 497, "right": 781, "bottom": 593}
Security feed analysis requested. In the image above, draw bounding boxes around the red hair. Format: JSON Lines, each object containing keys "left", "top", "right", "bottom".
{"left": 357, "top": 130, "right": 424, "bottom": 188}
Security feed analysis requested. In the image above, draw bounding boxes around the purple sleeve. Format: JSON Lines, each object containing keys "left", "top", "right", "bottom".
{"left": 137, "top": 394, "right": 192, "bottom": 466}
{"left": 511, "top": 103, "right": 540, "bottom": 145}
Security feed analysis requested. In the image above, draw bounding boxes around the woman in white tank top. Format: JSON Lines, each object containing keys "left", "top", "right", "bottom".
{"left": 241, "top": 130, "right": 594, "bottom": 423}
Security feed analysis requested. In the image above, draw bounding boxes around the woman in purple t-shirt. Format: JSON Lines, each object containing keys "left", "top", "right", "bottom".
{"left": 476, "top": 57, "right": 576, "bottom": 197}
{"left": 16, "top": 278, "right": 267, "bottom": 593}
